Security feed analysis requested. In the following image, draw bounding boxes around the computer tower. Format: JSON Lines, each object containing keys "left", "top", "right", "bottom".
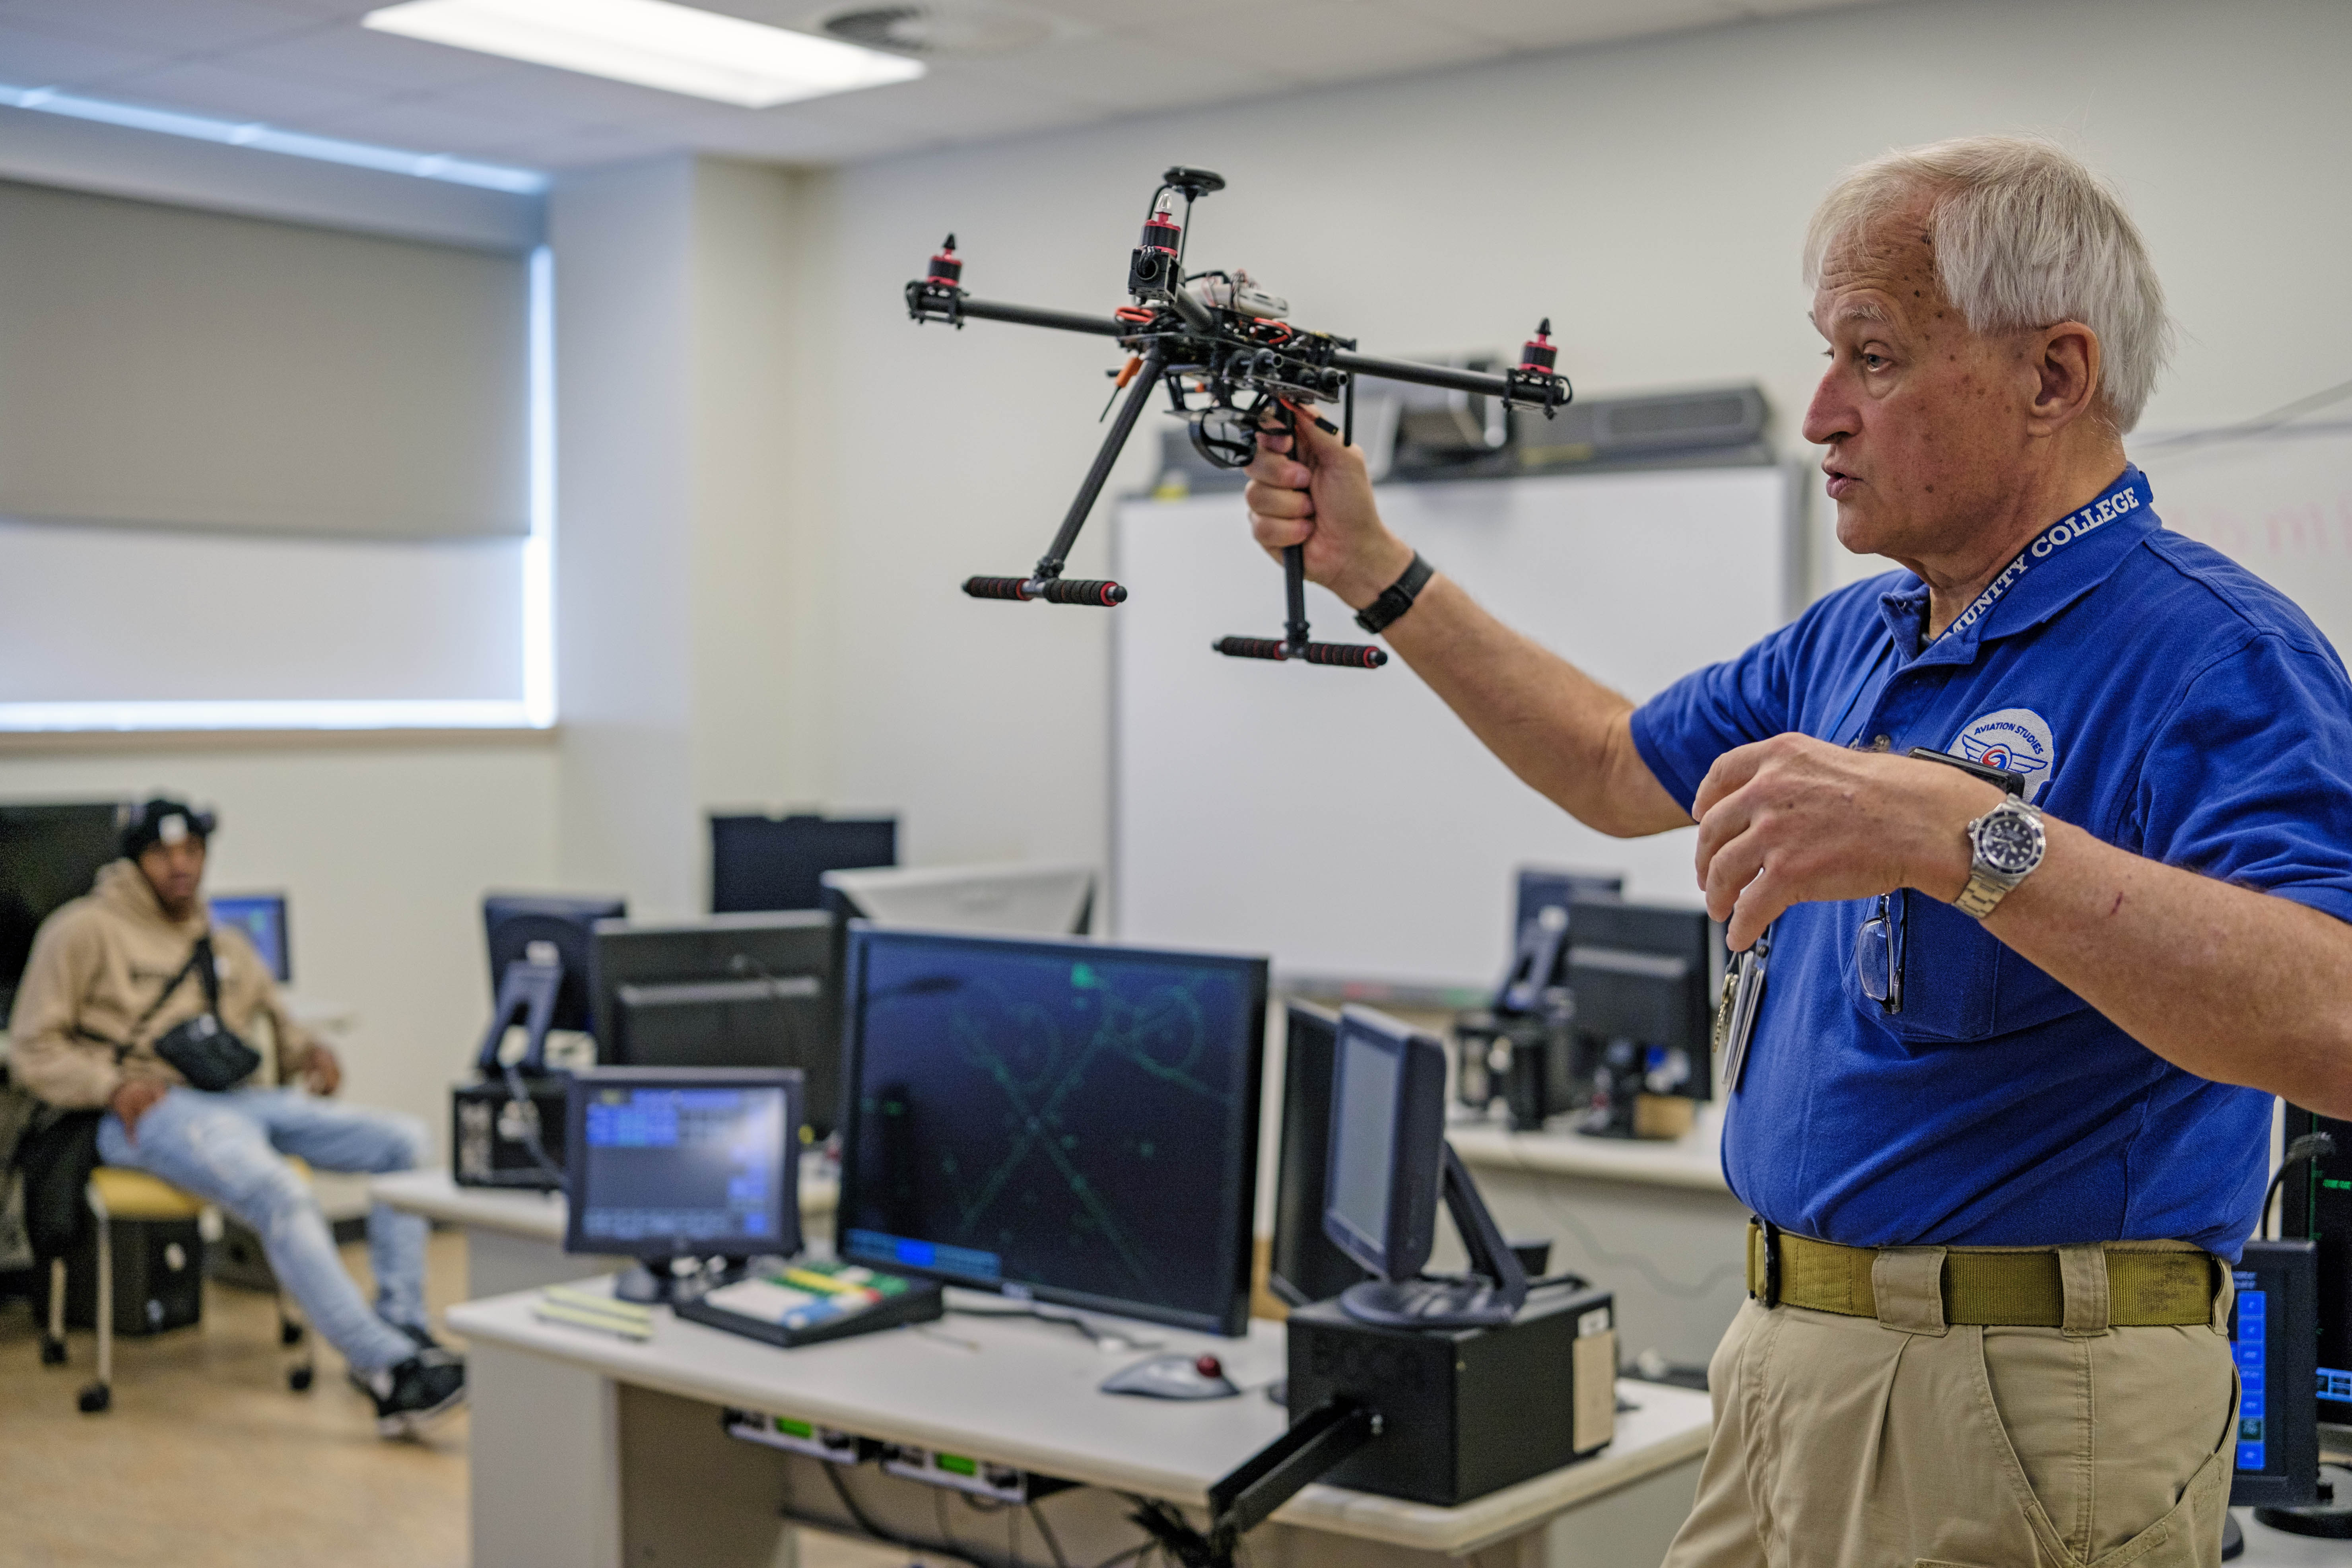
{"left": 1282, "top": 1281, "right": 1617, "bottom": 1506}
{"left": 62, "top": 1215, "right": 205, "bottom": 1336}
{"left": 452, "top": 1078, "right": 571, "bottom": 1190}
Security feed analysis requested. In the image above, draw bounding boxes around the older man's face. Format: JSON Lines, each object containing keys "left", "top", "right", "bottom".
{"left": 1801, "top": 206, "right": 2039, "bottom": 572}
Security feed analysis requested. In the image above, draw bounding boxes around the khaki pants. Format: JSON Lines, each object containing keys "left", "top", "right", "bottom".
{"left": 1662, "top": 1243, "right": 2239, "bottom": 1568}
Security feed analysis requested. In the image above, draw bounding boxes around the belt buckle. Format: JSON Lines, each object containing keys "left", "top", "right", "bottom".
{"left": 1754, "top": 1219, "right": 1782, "bottom": 1309}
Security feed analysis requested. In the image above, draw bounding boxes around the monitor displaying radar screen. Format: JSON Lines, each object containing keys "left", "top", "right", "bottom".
{"left": 834, "top": 926, "right": 1267, "bottom": 1336}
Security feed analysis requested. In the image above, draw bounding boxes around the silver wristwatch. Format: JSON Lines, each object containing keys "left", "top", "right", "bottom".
{"left": 1955, "top": 797, "right": 2045, "bottom": 918}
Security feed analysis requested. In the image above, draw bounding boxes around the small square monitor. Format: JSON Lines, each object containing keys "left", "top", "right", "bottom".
{"left": 1321, "top": 1006, "right": 1449, "bottom": 1284}
{"left": 563, "top": 1068, "right": 803, "bottom": 1263}
{"left": 210, "top": 893, "right": 290, "bottom": 984}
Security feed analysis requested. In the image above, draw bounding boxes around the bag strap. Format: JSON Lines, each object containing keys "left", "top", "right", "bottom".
{"left": 130, "top": 936, "right": 218, "bottom": 1040}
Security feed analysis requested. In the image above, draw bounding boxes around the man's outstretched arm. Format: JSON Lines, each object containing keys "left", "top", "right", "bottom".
{"left": 1245, "top": 412, "right": 1690, "bottom": 838}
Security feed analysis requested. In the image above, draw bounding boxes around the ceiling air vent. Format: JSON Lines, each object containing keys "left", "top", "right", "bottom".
{"left": 812, "top": 3, "right": 1055, "bottom": 55}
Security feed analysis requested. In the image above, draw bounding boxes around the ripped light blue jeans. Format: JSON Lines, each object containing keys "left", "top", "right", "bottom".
{"left": 97, "top": 1086, "right": 428, "bottom": 1375}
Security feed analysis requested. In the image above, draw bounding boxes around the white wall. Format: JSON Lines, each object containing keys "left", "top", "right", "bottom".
{"left": 548, "top": 155, "right": 839, "bottom": 918}
{"left": 0, "top": 740, "right": 559, "bottom": 1149}
{"left": 812, "top": 0, "right": 2352, "bottom": 895}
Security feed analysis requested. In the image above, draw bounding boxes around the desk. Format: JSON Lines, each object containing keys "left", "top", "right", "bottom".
{"left": 1447, "top": 1107, "right": 1751, "bottom": 1370}
{"left": 448, "top": 1280, "right": 1713, "bottom": 1568}
{"left": 373, "top": 1162, "right": 840, "bottom": 1298}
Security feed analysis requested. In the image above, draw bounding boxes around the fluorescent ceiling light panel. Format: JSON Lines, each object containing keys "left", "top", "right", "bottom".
{"left": 363, "top": 0, "right": 926, "bottom": 108}
{"left": 0, "top": 82, "right": 544, "bottom": 193}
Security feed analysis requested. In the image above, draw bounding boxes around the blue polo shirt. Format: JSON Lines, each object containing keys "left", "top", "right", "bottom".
{"left": 1630, "top": 466, "right": 2352, "bottom": 1260}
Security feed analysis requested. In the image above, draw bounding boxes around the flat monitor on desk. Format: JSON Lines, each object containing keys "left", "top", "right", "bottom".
{"left": 588, "top": 913, "right": 841, "bottom": 1135}
{"left": 0, "top": 802, "right": 122, "bottom": 1021}
{"left": 210, "top": 893, "right": 290, "bottom": 983}
{"left": 821, "top": 862, "right": 1095, "bottom": 938}
{"left": 563, "top": 1067, "right": 803, "bottom": 1302}
{"left": 835, "top": 925, "right": 1268, "bottom": 1337}
{"left": 481, "top": 893, "right": 627, "bottom": 1056}
{"left": 1268, "top": 1001, "right": 1372, "bottom": 1308}
{"left": 1562, "top": 897, "right": 1719, "bottom": 1135}
{"left": 711, "top": 813, "right": 895, "bottom": 914}
{"left": 1496, "top": 869, "right": 1623, "bottom": 1015}
{"left": 1323, "top": 1005, "right": 1527, "bottom": 1329}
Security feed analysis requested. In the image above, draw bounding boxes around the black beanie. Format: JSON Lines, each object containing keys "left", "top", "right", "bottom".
{"left": 119, "top": 798, "right": 217, "bottom": 861}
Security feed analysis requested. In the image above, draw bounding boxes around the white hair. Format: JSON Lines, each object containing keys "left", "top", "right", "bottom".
{"left": 1803, "top": 136, "right": 2173, "bottom": 433}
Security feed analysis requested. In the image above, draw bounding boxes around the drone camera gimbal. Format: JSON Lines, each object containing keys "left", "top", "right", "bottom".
{"left": 907, "top": 166, "right": 1572, "bottom": 667}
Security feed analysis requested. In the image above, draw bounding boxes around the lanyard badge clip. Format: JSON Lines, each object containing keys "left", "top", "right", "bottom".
{"left": 1715, "top": 922, "right": 1772, "bottom": 1096}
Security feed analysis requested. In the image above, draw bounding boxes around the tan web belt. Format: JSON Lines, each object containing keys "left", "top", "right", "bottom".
{"left": 1745, "top": 1221, "right": 2218, "bottom": 1327}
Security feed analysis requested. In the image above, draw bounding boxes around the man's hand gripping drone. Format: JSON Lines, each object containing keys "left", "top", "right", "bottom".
{"left": 907, "top": 166, "right": 1572, "bottom": 668}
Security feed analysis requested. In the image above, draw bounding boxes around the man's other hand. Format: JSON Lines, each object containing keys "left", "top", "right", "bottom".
{"left": 1693, "top": 733, "right": 2002, "bottom": 950}
{"left": 1243, "top": 405, "right": 1415, "bottom": 609}
{"left": 299, "top": 1043, "right": 344, "bottom": 1097}
{"left": 109, "top": 1079, "right": 170, "bottom": 1140}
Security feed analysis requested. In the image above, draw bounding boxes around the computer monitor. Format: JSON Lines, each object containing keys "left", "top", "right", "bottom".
{"left": 0, "top": 802, "right": 121, "bottom": 1021}
{"left": 821, "top": 862, "right": 1095, "bottom": 938}
{"left": 710, "top": 813, "right": 896, "bottom": 914}
{"left": 1495, "top": 868, "right": 1624, "bottom": 1015}
{"left": 479, "top": 893, "right": 626, "bottom": 1073}
{"left": 835, "top": 925, "right": 1267, "bottom": 1337}
{"left": 1268, "top": 1002, "right": 1372, "bottom": 1309}
{"left": 563, "top": 1067, "right": 803, "bottom": 1300}
{"left": 588, "top": 913, "right": 841, "bottom": 1135}
{"left": 1322, "top": 1005, "right": 1527, "bottom": 1328}
{"left": 1323, "top": 1007, "right": 1449, "bottom": 1286}
{"left": 2280, "top": 1106, "right": 2352, "bottom": 1428}
{"left": 1565, "top": 897, "right": 1718, "bottom": 1108}
{"left": 2230, "top": 1238, "right": 2321, "bottom": 1509}
{"left": 210, "top": 893, "right": 290, "bottom": 983}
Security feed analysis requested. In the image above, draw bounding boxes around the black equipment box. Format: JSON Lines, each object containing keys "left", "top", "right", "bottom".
{"left": 1283, "top": 1281, "right": 1617, "bottom": 1506}
{"left": 63, "top": 1215, "right": 204, "bottom": 1336}
{"left": 452, "top": 1077, "right": 569, "bottom": 1189}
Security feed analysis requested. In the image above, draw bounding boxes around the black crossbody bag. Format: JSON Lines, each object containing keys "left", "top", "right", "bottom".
{"left": 142, "top": 935, "right": 262, "bottom": 1094}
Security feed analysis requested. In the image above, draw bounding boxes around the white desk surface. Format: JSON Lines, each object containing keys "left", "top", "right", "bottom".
{"left": 1448, "top": 1103, "right": 1732, "bottom": 1195}
{"left": 448, "top": 1279, "right": 1712, "bottom": 1557}
{"left": 373, "top": 1160, "right": 840, "bottom": 1241}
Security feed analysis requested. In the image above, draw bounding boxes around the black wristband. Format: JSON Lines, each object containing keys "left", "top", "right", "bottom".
{"left": 1355, "top": 552, "right": 1434, "bottom": 636}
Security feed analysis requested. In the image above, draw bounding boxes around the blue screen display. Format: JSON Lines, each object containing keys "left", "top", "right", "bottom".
{"left": 209, "top": 894, "right": 288, "bottom": 983}
{"left": 577, "top": 1086, "right": 789, "bottom": 1247}
{"left": 2235, "top": 1270, "right": 2267, "bottom": 1472}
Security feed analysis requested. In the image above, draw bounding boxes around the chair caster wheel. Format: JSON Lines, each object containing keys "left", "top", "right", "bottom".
{"left": 40, "top": 1337, "right": 66, "bottom": 1366}
{"left": 288, "top": 1365, "right": 315, "bottom": 1392}
{"left": 280, "top": 1321, "right": 305, "bottom": 1347}
{"left": 78, "top": 1382, "right": 111, "bottom": 1414}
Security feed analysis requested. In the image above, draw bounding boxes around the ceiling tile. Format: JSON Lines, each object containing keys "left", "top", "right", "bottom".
{"left": 93, "top": 57, "right": 374, "bottom": 122}
{"left": 939, "top": 36, "right": 1291, "bottom": 116}
{"left": 1126, "top": 1, "right": 1504, "bottom": 87}
{"left": 426, "top": 55, "right": 759, "bottom": 128}
{"left": 1377, "top": 0, "right": 1732, "bottom": 49}
{"left": 293, "top": 89, "right": 580, "bottom": 156}
{"left": 214, "top": 22, "right": 519, "bottom": 94}
{"left": 0, "top": 15, "right": 166, "bottom": 84}
{"left": 0, "top": 0, "right": 323, "bottom": 57}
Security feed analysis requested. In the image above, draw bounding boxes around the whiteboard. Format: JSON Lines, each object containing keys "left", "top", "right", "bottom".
{"left": 1110, "top": 466, "right": 1792, "bottom": 988}
{"left": 2131, "top": 425, "right": 2352, "bottom": 656}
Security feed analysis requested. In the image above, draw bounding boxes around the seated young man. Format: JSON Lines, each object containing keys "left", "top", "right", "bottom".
{"left": 8, "top": 798, "right": 464, "bottom": 1437}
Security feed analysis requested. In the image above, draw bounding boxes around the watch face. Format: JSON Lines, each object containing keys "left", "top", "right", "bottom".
{"left": 1976, "top": 809, "right": 2042, "bottom": 876}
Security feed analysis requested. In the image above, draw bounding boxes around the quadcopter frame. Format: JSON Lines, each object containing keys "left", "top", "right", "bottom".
{"left": 908, "top": 166, "right": 1572, "bottom": 668}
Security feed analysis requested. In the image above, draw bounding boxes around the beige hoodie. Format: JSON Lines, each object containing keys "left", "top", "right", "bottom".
{"left": 7, "top": 859, "right": 319, "bottom": 1109}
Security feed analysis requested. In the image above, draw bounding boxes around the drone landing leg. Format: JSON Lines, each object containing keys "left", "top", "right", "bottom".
{"left": 963, "top": 345, "right": 1167, "bottom": 607}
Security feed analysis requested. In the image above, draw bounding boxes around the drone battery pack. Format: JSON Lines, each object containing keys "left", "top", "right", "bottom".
{"left": 451, "top": 1078, "right": 570, "bottom": 1190}
{"left": 1282, "top": 1282, "right": 1617, "bottom": 1507}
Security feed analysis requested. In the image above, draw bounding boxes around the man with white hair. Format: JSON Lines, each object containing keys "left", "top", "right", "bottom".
{"left": 1247, "top": 136, "right": 2352, "bottom": 1566}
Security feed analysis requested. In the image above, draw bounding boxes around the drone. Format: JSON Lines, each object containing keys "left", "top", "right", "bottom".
{"left": 907, "top": 166, "right": 1573, "bottom": 668}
